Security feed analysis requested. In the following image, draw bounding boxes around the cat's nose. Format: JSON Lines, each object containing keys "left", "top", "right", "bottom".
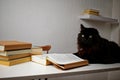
{"left": 84, "top": 38, "right": 87, "bottom": 41}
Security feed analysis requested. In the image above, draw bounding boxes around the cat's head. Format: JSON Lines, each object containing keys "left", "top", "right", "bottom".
{"left": 77, "top": 24, "right": 100, "bottom": 48}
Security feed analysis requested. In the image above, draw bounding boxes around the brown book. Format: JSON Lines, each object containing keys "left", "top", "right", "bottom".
{"left": 0, "top": 56, "right": 31, "bottom": 66}
{"left": 0, "top": 49, "right": 32, "bottom": 56}
{"left": 47, "top": 53, "right": 89, "bottom": 70}
{"left": 84, "top": 9, "right": 99, "bottom": 13}
{"left": 83, "top": 9, "right": 99, "bottom": 16}
{"left": 0, "top": 40, "right": 32, "bottom": 51}
{"left": 83, "top": 11, "right": 99, "bottom": 16}
{"left": 0, "top": 53, "right": 31, "bottom": 60}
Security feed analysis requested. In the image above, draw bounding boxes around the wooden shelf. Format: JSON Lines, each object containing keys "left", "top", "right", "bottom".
{"left": 79, "top": 14, "right": 118, "bottom": 24}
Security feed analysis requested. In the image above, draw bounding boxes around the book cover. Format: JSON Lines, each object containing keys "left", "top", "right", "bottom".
{"left": 0, "top": 56, "right": 31, "bottom": 66}
{"left": 0, "top": 49, "right": 32, "bottom": 56}
{"left": 0, "top": 53, "right": 31, "bottom": 60}
{"left": 0, "top": 40, "right": 32, "bottom": 51}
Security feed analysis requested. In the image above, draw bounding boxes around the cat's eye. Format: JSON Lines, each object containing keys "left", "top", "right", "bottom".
{"left": 81, "top": 35, "right": 84, "bottom": 37}
{"left": 89, "top": 35, "right": 92, "bottom": 38}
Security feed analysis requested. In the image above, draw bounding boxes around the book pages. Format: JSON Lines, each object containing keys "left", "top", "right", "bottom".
{"left": 47, "top": 53, "right": 84, "bottom": 65}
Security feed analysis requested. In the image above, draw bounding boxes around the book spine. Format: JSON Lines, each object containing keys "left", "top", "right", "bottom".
{"left": 0, "top": 57, "right": 31, "bottom": 66}
{"left": 0, "top": 49, "right": 32, "bottom": 56}
{"left": 0, "top": 53, "right": 31, "bottom": 60}
{"left": 84, "top": 11, "right": 99, "bottom": 16}
{"left": 9, "top": 57, "right": 31, "bottom": 66}
{"left": 63, "top": 60, "right": 89, "bottom": 70}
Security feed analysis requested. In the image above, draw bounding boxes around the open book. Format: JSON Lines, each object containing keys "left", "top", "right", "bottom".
{"left": 32, "top": 53, "right": 89, "bottom": 70}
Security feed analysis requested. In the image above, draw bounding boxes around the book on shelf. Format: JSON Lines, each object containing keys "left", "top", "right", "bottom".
{"left": 83, "top": 9, "right": 99, "bottom": 16}
{"left": 0, "top": 56, "right": 31, "bottom": 66}
{"left": 84, "top": 11, "right": 99, "bottom": 16}
{"left": 0, "top": 49, "right": 32, "bottom": 56}
{"left": 0, "top": 53, "right": 31, "bottom": 61}
{"left": 0, "top": 40, "right": 32, "bottom": 51}
{"left": 31, "top": 53, "right": 89, "bottom": 70}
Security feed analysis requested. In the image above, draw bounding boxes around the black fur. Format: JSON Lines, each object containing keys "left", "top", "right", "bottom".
{"left": 73, "top": 24, "right": 120, "bottom": 64}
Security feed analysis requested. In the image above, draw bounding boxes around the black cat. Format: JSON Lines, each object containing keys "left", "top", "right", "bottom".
{"left": 74, "top": 24, "right": 120, "bottom": 64}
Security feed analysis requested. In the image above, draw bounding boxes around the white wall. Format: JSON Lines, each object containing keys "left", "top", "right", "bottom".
{"left": 111, "top": 0, "right": 120, "bottom": 45}
{"left": 0, "top": 0, "right": 119, "bottom": 53}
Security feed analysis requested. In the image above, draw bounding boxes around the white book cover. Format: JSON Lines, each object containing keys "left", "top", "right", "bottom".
{"left": 31, "top": 54, "right": 50, "bottom": 65}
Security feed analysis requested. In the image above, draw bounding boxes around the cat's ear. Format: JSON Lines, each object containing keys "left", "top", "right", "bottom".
{"left": 80, "top": 24, "right": 85, "bottom": 31}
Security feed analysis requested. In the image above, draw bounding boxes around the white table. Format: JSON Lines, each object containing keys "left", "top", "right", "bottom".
{"left": 0, "top": 62, "right": 120, "bottom": 80}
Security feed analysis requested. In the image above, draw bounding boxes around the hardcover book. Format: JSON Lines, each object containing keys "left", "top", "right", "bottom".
{"left": 0, "top": 40, "right": 32, "bottom": 51}
{"left": 0, "top": 56, "right": 31, "bottom": 66}
{"left": 0, "top": 49, "right": 32, "bottom": 56}
{"left": 0, "top": 53, "right": 31, "bottom": 60}
{"left": 83, "top": 9, "right": 99, "bottom": 16}
{"left": 32, "top": 53, "right": 89, "bottom": 70}
{"left": 47, "top": 53, "right": 89, "bottom": 70}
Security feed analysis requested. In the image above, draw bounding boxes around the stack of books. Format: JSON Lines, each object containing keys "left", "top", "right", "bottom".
{"left": 83, "top": 9, "right": 100, "bottom": 16}
{"left": 0, "top": 40, "right": 32, "bottom": 66}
